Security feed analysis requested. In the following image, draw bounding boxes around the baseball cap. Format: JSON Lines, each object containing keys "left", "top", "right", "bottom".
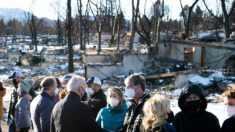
{"left": 9, "top": 72, "right": 24, "bottom": 79}
{"left": 87, "top": 77, "right": 101, "bottom": 85}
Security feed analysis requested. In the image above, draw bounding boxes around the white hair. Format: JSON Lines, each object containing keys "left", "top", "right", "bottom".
{"left": 67, "top": 75, "right": 86, "bottom": 92}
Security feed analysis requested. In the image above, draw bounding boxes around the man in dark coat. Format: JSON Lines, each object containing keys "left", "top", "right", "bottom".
{"left": 120, "top": 74, "right": 151, "bottom": 132}
{"left": 86, "top": 77, "right": 106, "bottom": 119}
{"left": 30, "top": 77, "right": 57, "bottom": 132}
{"left": 7, "top": 72, "right": 24, "bottom": 132}
{"left": 173, "top": 84, "right": 220, "bottom": 132}
{"left": 50, "top": 75, "right": 104, "bottom": 132}
{"left": 221, "top": 88, "right": 235, "bottom": 132}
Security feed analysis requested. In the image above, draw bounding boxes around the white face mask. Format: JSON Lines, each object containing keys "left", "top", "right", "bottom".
{"left": 86, "top": 87, "right": 94, "bottom": 95}
{"left": 17, "top": 88, "right": 21, "bottom": 95}
{"left": 110, "top": 98, "right": 119, "bottom": 107}
{"left": 55, "top": 88, "right": 59, "bottom": 95}
{"left": 125, "top": 88, "right": 135, "bottom": 99}
{"left": 226, "top": 106, "right": 235, "bottom": 118}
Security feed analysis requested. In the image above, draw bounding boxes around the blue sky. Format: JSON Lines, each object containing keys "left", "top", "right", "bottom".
{"left": 0, "top": 0, "right": 222, "bottom": 20}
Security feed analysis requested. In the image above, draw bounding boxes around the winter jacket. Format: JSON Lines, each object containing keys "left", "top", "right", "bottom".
{"left": 96, "top": 100, "right": 128, "bottom": 132}
{"left": 14, "top": 94, "right": 32, "bottom": 129}
{"left": 221, "top": 117, "right": 235, "bottom": 132}
{"left": 88, "top": 89, "right": 107, "bottom": 119}
{"left": 120, "top": 94, "right": 151, "bottom": 132}
{"left": 173, "top": 85, "right": 220, "bottom": 132}
{"left": 50, "top": 91, "right": 105, "bottom": 132}
{"left": 30, "top": 92, "right": 54, "bottom": 132}
{"left": 0, "top": 88, "right": 6, "bottom": 119}
{"left": 7, "top": 88, "right": 18, "bottom": 119}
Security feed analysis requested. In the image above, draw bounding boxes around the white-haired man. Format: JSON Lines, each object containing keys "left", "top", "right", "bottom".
{"left": 50, "top": 75, "right": 104, "bottom": 132}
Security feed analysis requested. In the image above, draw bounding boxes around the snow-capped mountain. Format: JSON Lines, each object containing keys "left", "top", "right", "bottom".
{"left": 0, "top": 8, "right": 30, "bottom": 23}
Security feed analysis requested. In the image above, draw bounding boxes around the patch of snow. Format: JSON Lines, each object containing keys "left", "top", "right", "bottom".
{"left": 189, "top": 74, "right": 212, "bottom": 86}
{"left": 0, "top": 74, "right": 9, "bottom": 82}
{"left": 172, "top": 89, "right": 183, "bottom": 96}
{"left": 176, "top": 64, "right": 180, "bottom": 68}
{"left": 73, "top": 70, "right": 85, "bottom": 75}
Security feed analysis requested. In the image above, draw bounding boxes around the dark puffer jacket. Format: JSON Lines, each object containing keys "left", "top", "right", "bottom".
{"left": 88, "top": 89, "right": 107, "bottom": 119}
{"left": 120, "top": 94, "right": 151, "bottom": 132}
{"left": 173, "top": 85, "right": 220, "bottom": 132}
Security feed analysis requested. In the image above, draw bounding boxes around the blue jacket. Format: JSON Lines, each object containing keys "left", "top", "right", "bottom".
{"left": 96, "top": 100, "right": 128, "bottom": 132}
{"left": 30, "top": 92, "right": 54, "bottom": 132}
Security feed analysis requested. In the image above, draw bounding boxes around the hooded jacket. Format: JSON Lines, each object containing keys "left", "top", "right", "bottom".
{"left": 173, "top": 85, "right": 220, "bottom": 132}
{"left": 120, "top": 94, "right": 151, "bottom": 132}
{"left": 96, "top": 100, "right": 128, "bottom": 132}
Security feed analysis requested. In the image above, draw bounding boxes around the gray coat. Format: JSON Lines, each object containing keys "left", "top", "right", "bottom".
{"left": 15, "top": 95, "right": 31, "bottom": 129}
{"left": 30, "top": 92, "right": 54, "bottom": 132}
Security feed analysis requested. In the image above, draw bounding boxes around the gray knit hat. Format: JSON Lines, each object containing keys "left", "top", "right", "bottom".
{"left": 19, "top": 79, "right": 35, "bottom": 93}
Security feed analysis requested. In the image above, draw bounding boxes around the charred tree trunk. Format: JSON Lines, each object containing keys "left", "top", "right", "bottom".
{"left": 67, "top": 0, "right": 74, "bottom": 73}
{"left": 221, "top": 0, "right": 231, "bottom": 39}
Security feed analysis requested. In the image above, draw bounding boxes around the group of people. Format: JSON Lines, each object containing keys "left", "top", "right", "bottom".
{"left": 0, "top": 71, "right": 234, "bottom": 132}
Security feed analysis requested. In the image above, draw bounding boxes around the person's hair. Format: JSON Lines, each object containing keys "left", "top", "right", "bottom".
{"left": 222, "top": 89, "right": 235, "bottom": 99}
{"left": 142, "top": 94, "right": 170, "bottom": 132}
{"left": 55, "top": 77, "right": 62, "bottom": 88}
{"left": 40, "top": 77, "right": 56, "bottom": 91}
{"left": 124, "top": 74, "right": 146, "bottom": 91}
{"left": 59, "top": 89, "right": 68, "bottom": 100}
{"left": 107, "top": 87, "right": 124, "bottom": 108}
{"left": 67, "top": 75, "right": 86, "bottom": 92}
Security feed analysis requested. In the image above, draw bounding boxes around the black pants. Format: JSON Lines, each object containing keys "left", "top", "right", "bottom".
{"left": 20, "top": 127, "right": 30, "bottom": 132}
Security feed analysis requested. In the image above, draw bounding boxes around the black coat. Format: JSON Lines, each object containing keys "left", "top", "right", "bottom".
{"left": 221, "top": 117, "right": 235, "bottom": 132}
{"left": 173, "top": 85, "right": 220, "bottom": 132}
{"left": 120, "top": 94, "right": 151, "bottom": 132}
{"left": 7, "top": 89, "right": 18, "bottom": 119}
{"left": 50, "top": 91, "right": 104, "bottom": 132}
{"left": 88, "top": 89, "right": 107, "bottom": 119}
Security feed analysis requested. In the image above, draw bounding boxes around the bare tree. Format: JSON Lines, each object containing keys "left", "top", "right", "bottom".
{"left": 152, "top": 0, "right": 165, "bottom": 54}
{"left": 202, "top": 0, "right": 223, "bottom": 41}
{"left": 25, "top": 12, "right": 42, "bottom": 51}
{"left": 220, "top": 0, "right": 235, "bottom": 38}
{"left": 89, "top": 0, "right": 106, "bottom": 54}
{"left": 67, "top": 0, "right": 74, "bottom": 72}
{"left": 180, "top": 0, "right": 199, "bottom": 39}
{"left": 77, "top": 0, "right": 86, "bottom": 50}
{"left": 128, "top": 0, "right": 140, "bottom": 51}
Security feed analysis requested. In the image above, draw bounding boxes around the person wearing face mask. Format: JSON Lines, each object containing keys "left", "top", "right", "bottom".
{"left": 30, "top": 77, "right": 57, "bottom": 132}
{"left": 173, "top": 84, "right": 220, "bottom": 132}
{"left": 221, "top": 88, "right": 235, "bottom": 132}
{"left": 15, "top": 80, "right": 34, "bottom": 132}
{"left": 86, "top": 77, "right": 107, "bottom": 119}
{"left": 141, "top": 94, "right": 175, "bottom": 132}
{"left": 120, "top": 74, "right": 151, "bottom": 132}
{"left": 50, "top": 75, "right": 105, "bottom": 132}
{"left": 96, "top": 88, "right": 128, "bottom": 132}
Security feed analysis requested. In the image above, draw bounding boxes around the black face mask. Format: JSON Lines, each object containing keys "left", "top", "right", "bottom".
{"left": 186, "top": 100, "right": 201, "bottom": 112}
{"left": 13, "top": 79, "right": 18, "bottom": 88}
